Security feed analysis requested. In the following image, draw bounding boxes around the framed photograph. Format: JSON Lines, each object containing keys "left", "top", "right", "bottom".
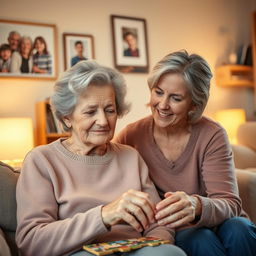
{"left": 111, "top": 15, "right": 149, "bottom": 73}
{"left": 0, "top": 19, "right": 57, "bottom": 80}
{"left": 63, "top": 33, "right": 95, "bottom": 70}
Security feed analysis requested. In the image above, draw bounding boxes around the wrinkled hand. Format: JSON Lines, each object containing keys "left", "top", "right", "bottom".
{"left": 155, "top": 191, "right": 201, "bottom": 228}
{"left": 102, "top": 189, "right": 156, "bottom": 232}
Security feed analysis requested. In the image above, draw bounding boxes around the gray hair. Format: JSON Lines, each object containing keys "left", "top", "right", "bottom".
{"left": 8, "top": 31, "right": 21, "bottom": 39}
{"left": 19, "top": 36, "right": 33, "bottom": 55}
{"left": 50, "top": 60, "right": 130, "bottom": 131}
{"left": 148, "top": 50, "right": 212, "bottom": 123}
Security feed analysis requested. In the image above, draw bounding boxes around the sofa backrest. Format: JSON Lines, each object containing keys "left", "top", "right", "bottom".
{"left": 237, "top": 122, "right": 256, "bottom": 151}
{"left": 0, "top": 161, "right": 19, "bottom": 256}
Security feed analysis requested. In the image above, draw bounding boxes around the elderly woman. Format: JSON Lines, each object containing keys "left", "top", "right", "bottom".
{"left": 15, "top": 61, "right": 186, "bottom": 256}
{"left": 116, "top": 50, "right": 256, "bottom": 256}
{"left": 10, "top": 36, "right": 33, "bottom": 73}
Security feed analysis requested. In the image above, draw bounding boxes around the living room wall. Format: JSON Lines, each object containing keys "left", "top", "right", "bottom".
{"left": 0, "top": 0, "right": 255, "bottom": 134}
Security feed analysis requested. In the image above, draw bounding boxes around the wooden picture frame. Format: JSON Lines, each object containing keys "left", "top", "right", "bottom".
{"left": 63, "top": 33, "right": 95, "bottom": 70}
{"left": 111, "top": 15, "right": 149, "bottom": 73}
{"left": 0, "top": 19, "right": 57, "bottom": 80}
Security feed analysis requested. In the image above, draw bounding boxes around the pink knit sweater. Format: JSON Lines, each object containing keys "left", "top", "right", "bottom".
{"left": 16, "top": 140, "right": 173, "bottom": 256}
{"left": 116, "top": 116, "right": 244, "bottom": 230}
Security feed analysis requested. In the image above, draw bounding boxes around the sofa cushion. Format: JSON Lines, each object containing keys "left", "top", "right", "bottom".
{"left": 0, "top": 162, "right": 19, "bottom": 232}
{"left": 237, "top": 122, "right": 256, "bottom": 151}
{"left": 232, "top": 144, "right": 256, "bottom": 169}
{"left": 0, "top": 228, "right": 11, "bottom": 256}
{"left": 235, "top": 168, "right": 256, "bottom": 224}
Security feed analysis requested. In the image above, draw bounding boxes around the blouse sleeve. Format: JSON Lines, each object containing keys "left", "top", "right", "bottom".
{"left": 194, "top": 127, "right": 242, "bottom": 228}
{"left": 16, "top": 151, "right": 108, "bottom": 256}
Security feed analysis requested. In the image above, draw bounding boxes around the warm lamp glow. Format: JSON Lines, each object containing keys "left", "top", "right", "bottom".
{"left": 0, "top": 118, "right": 34, "bottom": 167}
{"left": 215, "top": 109, "right": 246, "bottom": 144}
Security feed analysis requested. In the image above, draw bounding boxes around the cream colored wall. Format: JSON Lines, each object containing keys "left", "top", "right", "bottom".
{"left": 0, "top": 0, "right": 255, "bottom": 134}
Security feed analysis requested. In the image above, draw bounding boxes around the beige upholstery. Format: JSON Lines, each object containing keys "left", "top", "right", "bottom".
{"left": 232, "top": 122, "right": 256, "bottom": 223}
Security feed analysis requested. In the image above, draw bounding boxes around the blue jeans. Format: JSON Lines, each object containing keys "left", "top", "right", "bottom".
{"left": 175, "top": 217, "right": 256, "bottom": 256}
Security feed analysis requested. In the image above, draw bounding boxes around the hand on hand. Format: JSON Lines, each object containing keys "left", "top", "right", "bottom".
{"left": 102, "top": 189, "right": 156, "bottom": 232}
{"left": 155, "top": 191, "right": 201, "bottom": 228}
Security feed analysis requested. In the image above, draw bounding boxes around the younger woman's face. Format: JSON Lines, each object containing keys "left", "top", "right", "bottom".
{"left": 35, "top": 40, "right": 45, "bottom": 54}
{"left": 150, "top": 73, "right": 193, "bottom": 129}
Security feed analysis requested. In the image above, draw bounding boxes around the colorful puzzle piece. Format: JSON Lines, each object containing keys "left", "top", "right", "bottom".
{"left": 83, "top": 237, "right": 170, "bottom": 255}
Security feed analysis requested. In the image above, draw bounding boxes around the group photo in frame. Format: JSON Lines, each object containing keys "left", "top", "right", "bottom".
{"left": 63, "top": 33, "right": 95, "bottom": 70}
{"left": 111, "top": 15, "right": 149, "bottom": 73}
{"left": 0, "top": 19, "right": 57, "bottom": 80}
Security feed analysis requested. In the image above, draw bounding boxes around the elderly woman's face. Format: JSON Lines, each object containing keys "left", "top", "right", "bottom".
{"left": 150, "top": 73, "right": 193, "bottom": 129}
{"left": 66, "top": 84, "right": 117, "bottom": 148}
{"left": 21, "top": 39, "right": 32, "bottom": 56}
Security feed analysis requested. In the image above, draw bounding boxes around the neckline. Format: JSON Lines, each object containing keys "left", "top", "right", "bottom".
{"left": 148, "top": 116, "right": 197, "bottom": 168}
{"left": 53, "top": 138, "right": 114, "bottom": 164}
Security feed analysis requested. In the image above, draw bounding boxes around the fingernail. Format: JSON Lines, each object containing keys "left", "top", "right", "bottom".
{"left": 155, "top": 213, "right": 160, "bottom": 219}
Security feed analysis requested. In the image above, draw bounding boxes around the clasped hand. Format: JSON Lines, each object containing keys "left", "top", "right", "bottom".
{"left": 102, "top": 190, "right": 200, "bottom": 232}
{"left": 155, "top": 191, "right": 200, "bottom": 228}
{"left": 102, "top": 189, "right": 156, "bottom": 232}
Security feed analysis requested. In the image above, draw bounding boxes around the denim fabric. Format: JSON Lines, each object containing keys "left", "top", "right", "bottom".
{"left": 175, "top": 217, "right": 256, "bottom": 256}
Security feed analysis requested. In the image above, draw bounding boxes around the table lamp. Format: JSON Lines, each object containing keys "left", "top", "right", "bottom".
{"left": 0, "top": 117, "right": 34, "bottom": 168}
{"left": 214, "top": 109, "right": 246, "bottom": 144}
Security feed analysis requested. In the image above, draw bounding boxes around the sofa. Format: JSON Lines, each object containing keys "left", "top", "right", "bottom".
{"left": 0, "top": 122, "right": 256, "bottom": 255}
{"left": 232, "top": 122, "right": 256, "bottom": 223}
{"left": 0, "top": 162, "right": 19, "bottom": 256}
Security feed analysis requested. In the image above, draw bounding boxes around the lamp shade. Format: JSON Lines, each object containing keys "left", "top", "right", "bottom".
{"left": 215, "top": 109, "right": 246, "bottom": 144}
{"left": 0, "top": 118, "right": 34, "bottom": 162}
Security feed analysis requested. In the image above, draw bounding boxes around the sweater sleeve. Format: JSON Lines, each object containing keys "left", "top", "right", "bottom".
{"left": 193, "top": 127, "right": 242, "bottom": 228}
{"left": 137, "top": 153, "right": 175, "bottom": 243}
{"left": 16, "top": 152, "right": 108, "bottom": 256}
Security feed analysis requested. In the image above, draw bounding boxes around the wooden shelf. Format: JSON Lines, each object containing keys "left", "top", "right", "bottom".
{"left": 46, "top": 133, "right": 70, "bottom": 138}
{"left": 215, "top": 65, "right": 254, "bottom": 88}
{"left": 35, "top": 101, "right": 70, "bottom": 145}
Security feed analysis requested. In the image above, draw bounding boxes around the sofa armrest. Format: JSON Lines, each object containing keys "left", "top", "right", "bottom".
{"left": 232, "top": 144, "right": 256, "bottom": 169}
{"left": 236, "top": 168, "right": 256, "bottom": 224}
{"left": 0, "top": 162, "right": 19, "bottom": 232}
